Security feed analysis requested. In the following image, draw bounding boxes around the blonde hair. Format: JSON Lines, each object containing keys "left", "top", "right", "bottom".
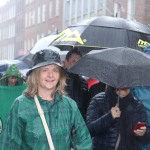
{"left": 24, "top": 66, "right": 66, "bottom": 98}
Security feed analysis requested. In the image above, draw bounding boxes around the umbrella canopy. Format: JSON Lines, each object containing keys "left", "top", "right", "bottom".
{"left": 51, "top": 16, "right": 150, "bottom": 52}
{"left": 69, "top": 47, "right": 150, "bottom": 88}
{"left": 16, "top": 35, "right": 68, "bottom": 67}
{"left": 31, "top": 35, "right": 58, "bottom": 54}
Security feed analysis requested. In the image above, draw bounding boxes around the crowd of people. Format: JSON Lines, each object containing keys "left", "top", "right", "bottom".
{"left": 0, "top": 45, "right": 150, "bottom": 150}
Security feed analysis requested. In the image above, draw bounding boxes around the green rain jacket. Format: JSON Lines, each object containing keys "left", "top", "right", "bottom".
{"left": 0, "top": 92, "right": 92, "bottom": 150}
{"left": 0, "top": 64, "right": 23, "bottom": 86}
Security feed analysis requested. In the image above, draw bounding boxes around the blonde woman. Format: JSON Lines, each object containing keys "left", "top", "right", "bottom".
{"left": 0, "top": 49, "right": 92, "bottom": 150}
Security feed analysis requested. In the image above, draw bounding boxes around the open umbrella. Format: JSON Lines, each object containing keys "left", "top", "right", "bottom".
{"left": 69, "top": 47, "right": 150, "bottom": 88}
{"left": 16, "top": 35, "right": 68, "bottom": 67}
{"left": 51, "top": 16, "right": 150, "bottom": 52}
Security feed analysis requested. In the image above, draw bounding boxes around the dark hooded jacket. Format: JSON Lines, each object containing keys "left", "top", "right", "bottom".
{"left": 65, "top": 71, "right": 88, "bottom": 120}
{"left": 0, "top": 64, "right": 23, "bottom": 86}
{"left": 86, "top": 87, "right": 150, "bottom": 150}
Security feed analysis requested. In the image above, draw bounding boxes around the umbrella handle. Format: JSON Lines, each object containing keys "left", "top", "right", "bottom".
{"left": 116, "top": 90, "right": 120, "bottom": 107}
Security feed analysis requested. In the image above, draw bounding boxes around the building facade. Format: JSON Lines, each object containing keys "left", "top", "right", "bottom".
{"left": 24, "top": 0, "right": 63, "bottom": 53}
{"left": 0, "top": 0, "right": 150, "bottom": 59}
{"left": 63, "top": 0, "right": 150, "bottom": 28}
{"left": 0, "top": 0, "right": 17, "bottom": 59}
{"left": 62, "top": 0, "right": 107, "bottom": 29}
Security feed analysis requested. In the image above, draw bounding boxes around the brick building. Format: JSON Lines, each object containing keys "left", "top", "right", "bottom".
{"left": 24, "top": 0, "right": 63, "bottom": 53}
{"left": 0, "top": 0, "right": 150, "bottom": 59}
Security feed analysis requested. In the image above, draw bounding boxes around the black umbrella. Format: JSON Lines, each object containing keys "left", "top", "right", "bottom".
{"left": 69, "top": 47, "right": 150, "bottom": 88}
{"left": 51, "top": 16, "right": 150, "bottom": 53}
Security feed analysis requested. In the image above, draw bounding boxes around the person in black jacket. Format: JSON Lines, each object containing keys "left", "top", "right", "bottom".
{"left": 88, "top": 81, "right": 106, "bottom": 105}
{"left": 63, "top": 48, "right": 88, "bottom": 120}
{"left": 86, "top": 86, "right": 150, "bottom": 150}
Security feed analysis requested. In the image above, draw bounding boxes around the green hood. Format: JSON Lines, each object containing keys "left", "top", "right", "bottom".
{"left": 0, "top": 64, "right": 23, "bottom": 86}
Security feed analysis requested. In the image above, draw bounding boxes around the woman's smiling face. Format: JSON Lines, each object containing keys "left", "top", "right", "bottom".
{"left": 38, "top": 64, "right": 60, "bottom": 91}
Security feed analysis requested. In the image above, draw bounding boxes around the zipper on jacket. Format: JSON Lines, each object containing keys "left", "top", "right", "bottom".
{"left": 115, "top": 133, "right": 120, "bottom": 150}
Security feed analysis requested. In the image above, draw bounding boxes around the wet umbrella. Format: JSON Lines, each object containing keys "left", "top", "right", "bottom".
{"left": 16, "top": 35, "right": 58, "bottom": 67}
{"left": 17, "top": 46, "right": 68, "bottom": 68}
{"left": 51, "top": 16, "right": 150, "bottom": 53}
{"left": 69, "top": 47, "right": 150, "bottom": 88}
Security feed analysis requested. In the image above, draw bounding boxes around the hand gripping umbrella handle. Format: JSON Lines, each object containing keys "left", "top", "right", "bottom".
{"left": 116, "top": 90, "right": 120, "bottom": 107}
{"left": 34, "top": 95, "right": 55, "bottom": 150}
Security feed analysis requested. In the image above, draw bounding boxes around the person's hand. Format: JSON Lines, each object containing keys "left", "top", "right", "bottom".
{"left": 134, "top": 126, "right": 146, "bottom": 136}
{"left": 111, "top": 106, "right": 121, "bottom": 119}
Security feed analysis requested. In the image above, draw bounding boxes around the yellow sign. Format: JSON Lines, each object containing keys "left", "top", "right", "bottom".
{"left": 138, "top": 39, "right": 150, "bottom": 48}
{"left": 55, "top": 29, "right": 85, "bottom": 45}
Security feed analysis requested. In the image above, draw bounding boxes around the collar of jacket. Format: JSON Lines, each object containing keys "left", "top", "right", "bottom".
{"left": 37, "top": 92, "right": 62, "bottom": 104}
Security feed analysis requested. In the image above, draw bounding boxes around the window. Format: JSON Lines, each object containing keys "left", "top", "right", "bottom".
{"left": 49, "top": 1, "right": 53, "bottom": 18}
{"left": 56, "top": 0, "right": 59, "bottom": 16}
{"left": 2, "top": 28, "right": 5, "bottom": 40}
{"left": 25, "top": 13, "right": 28, "bottom": 27}
{"left": 16, "top": 20, "right": 23, "bottom": 36}
{"left": 0, "top": 30, "right": 1, "bottom": 41}
{"left": 83, "top": 0, "right": 88, "bottom": 15}
{"left": 0, "top": 14, "right": 2, "bottom": 23}
{"left": 37, "top": 7, "right": 41, "bottom": 24}
{"left": 127, "top": 0, "right": 135, "bottom": 20}
{"left": 72, "top": 0, "right": 75, "bottom": 18}
{"left": 36, "top": 34, "right": 40, "bottom": 41}
{"left": 41, "top": 33, "right": 44, "bottom": 38}
{"left": 91, "top": 0, "right": 95, "bottom": 12}
{"left": 7, "top": 44, "right": 14, "bottom": 59}
{"left": 97, "top": 0, "right": 103, "bottom": 11}
{"left": 8, "top": 23, "right": 15, "bottom": 38}
{"left": 48, "top": 29, "right": 51, "bottom": 34}
{"left": 27, "top": 39, "right": 30, "bottom": 51}
{"left": 32, "top": 10, "right": 35, "bottom": 25}
{"left": 25, "top": 0, "right": 29, "bottom": 5}
{"left": 28, "top": 11, "right": 31, "bottom": 26}
{"left": 24, "top": 40, "right": 27, "bottom": 51}
{"left": 2, "top": 12, "right": 5, "bottom": 22}
{"left": 3, "top": 46, "right": 7, "bottom": 59}
{"left": 114, "top": 3, "right": 120, "bottom": 17}
{"left": 9, "top": 6, "right": 16, "bottom": 19}
{"left": 65, "top": 0, "right": 70, "bottom": 19}
{"left": 77, "top": 0, "right": 81, "bottom": 17}
{"left": 8, "top": 8, "right": 11, "bottom": 19}
{"left": 12, "top": 6, "right": 16, "bottom": 18}
{"left": 31, "top": 38, "right": 34, "bottom": 48}
{"left": 3, "top": 27, "right": 9, "bottom": 39}
{"left": 42, "top": 4, "right": 46, "bottom": 22}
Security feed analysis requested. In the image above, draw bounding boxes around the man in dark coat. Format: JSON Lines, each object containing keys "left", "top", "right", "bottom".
{"left": 63, "top": 48, "right": 88, "bottom": 120}
{"left": 86, "top": 86, "right": 150, "bottom": 150}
